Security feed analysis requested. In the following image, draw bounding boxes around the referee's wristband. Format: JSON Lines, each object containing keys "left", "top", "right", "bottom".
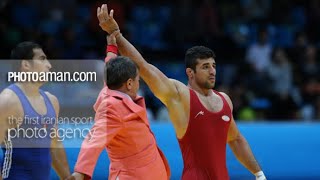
{"left": 255, "top": 171, "right": 266, "bottom": 180}
{"left": 106, "top": 45, "right": 118, "bottom": 54}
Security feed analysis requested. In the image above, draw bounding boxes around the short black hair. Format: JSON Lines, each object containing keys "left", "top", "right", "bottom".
{"left": 185, "top": 46, "right": 216, "bottom": 71}
{"left": 11, "top": 41, "right": 42, "bottom": 60}
{"left": 11, "top": 41, "right": 42, "bottom": 71}
{"left": 105, "top": 56, "right": 138, "bottom": 89}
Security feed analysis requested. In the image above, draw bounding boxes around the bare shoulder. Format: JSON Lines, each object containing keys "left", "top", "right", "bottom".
{"left": 0, "top": 88, "right": 20, "bottom": 109}
{"left": 219, "top": 91, "right": 233, "bottom": 110}
{"left": 169, "top": 79, "right": 189, "bottom": 98}
{"left": 0, "top": 88, "right": 22, "bottom": 118}
{"left": 44, "top": 91, "right": 59, "bottom": 111}
{"left": 168, "top": 79, "right": 190, "bottom": 109}
{"left": 169, "top": 78, "right": 186, "bottom": 87}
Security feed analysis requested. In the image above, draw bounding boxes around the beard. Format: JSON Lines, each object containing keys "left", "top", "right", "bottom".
{"left": 194, "top": 76, "right": 215, "bottom": 89}
{"left": 205, "top": 81, "right": 215, "bottom": 89}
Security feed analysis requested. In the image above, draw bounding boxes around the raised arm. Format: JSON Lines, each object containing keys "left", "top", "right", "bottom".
{"left": 221, "top": 92, "right": 266, "bottom": 180}
{"left": 105, "top": 33, "right": 118, "bottom": 63}
{"left": 97, "top": 4, "right": 179, "bottom": 105}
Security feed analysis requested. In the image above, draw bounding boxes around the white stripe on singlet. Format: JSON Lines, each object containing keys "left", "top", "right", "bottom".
{"left": 2, "top": 136, "right": 13, "bottom": 179}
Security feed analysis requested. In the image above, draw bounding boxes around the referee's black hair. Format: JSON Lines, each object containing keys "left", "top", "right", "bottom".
{"left": 105, "top": 56, "right": 138, "bottom": 89}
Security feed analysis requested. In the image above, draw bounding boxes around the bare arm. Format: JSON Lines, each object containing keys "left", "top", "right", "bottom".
{"left": 97, "top": 4, "right": 179, "bottom": 105}
{"left": 227, "top": 119, "right": 261, "bottom": 174}
{"left": 0, "top": 90, "right": 23, "bottom": 143}
{"left": 47, "top": 93, "right": 71, "bottom": 179}
{"left": 105, "top": 33, "right": 118, "bottom": 63}
{"left": 0, "top": 90, "right": 22, "bottom": 179}
{"left": 117, "top": 34, "right": 179, "bottom": 104}
{"left": 51, "top": 136, "right": 71, "bottom": 179}
{"left": 221, "top": 92, "right": 266, "bottom": 179}
{"left": 0, "top": 93, "right": 13, "bottom": 180}
{"left": 0, "top": 90, "right": 18, "bottom": 143}
{"left": 0, "top": 101, "right": 11, "bottom": 144}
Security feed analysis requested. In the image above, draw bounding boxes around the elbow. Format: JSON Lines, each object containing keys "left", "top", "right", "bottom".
{"left": 228, "top": 133, "right": 244, "bottom": 146}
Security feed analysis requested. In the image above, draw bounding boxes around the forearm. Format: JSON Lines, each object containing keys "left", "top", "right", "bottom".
{"left": 105, "top": 50, "right": 117, "bottom": 63}
{"left": 115, "top": 33, "right": 148, "bottom": 69}
{"left": 51, "top": 142, "right": 71, "bottom": 179}
{"left": 228, "top": 134, "right": 261, "bottom": 174}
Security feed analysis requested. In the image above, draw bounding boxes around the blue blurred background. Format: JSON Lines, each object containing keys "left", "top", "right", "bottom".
{"left": 0, "top": 0, "right": 320, "bottom": 179}
{"left": 0, "top": 0, "right": 319, "bottom": 121}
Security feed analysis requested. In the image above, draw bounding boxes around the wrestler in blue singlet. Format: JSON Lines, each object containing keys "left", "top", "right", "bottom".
{"left": 1, "top": 84, "right": 56, "bottom": 180}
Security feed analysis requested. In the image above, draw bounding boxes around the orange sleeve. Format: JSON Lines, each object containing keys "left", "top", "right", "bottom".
{"left": 74, "top": 102, "right": 123, "bottom": 179}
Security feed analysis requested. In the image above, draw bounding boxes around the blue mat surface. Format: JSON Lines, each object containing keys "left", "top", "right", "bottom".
{"left": 1, "top": 122, "right": 320, "bottom": 180}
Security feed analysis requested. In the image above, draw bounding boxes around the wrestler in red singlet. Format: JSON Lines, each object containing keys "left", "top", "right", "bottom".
{"left": 179, "top": 89, "right": 231, "bottom": 180}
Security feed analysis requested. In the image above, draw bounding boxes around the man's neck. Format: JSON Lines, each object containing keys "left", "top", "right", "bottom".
{"left": 113, "top": 87, "right": 137, "bottom": 100}
{"left": 187, "top": 81, "right": 211, "bottom": 96}
{"left": 16, "top": 82, "right": 42, "bottom": 97}
{"left": 113, "top": 89, "right": 132, "bottom": 100}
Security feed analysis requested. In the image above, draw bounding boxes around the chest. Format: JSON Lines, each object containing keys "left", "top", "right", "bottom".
{"left": 198, "top": 94, "right": 223, "bottom": 113}
{"left": 26, "top": 96, "right": 47, "bottom": 115}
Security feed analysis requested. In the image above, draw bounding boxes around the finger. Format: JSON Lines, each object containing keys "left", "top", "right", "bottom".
{"left": 97, "top": 7, "right": 105, "bottom": 22}
{"left": 110, "top": 9, "right": 114, "bottom": 19}
{"left": 97, "top": 12, "right": 104, "bottom": 22}
{"left": 96, "top": 7, "right": 100, "bottom": 17}
{"left": 102, "top": 4, "right": 109, "bottom": 17}
{"left": 98, "top": 4, "right": 108, "bottom": 20}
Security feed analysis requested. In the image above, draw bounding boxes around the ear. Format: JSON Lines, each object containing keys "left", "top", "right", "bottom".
{"left": 186, "top": 68, "right": 194, "bottom": 79}
{"left": 21, "top": 60, "right": 32, "bottom": 71}
{"left": 126, "top": 78, "right": 133, "bottom": 90}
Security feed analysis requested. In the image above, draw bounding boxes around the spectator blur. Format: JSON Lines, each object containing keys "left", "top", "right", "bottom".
{"left": 1, "top": 0, "right": 319, "bottom": 121}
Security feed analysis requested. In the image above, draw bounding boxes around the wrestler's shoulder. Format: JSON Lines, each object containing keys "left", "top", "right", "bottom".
{"left": 0, "top": 88, "right": 20, "bottom": 107}
{"left": 168, "top": 78, "right": 189, "bottom": 97}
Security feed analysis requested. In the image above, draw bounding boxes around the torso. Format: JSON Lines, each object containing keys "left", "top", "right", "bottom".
{"left": 166, "top": 80, "right": 227, "bottom": 138}
{"left": 1, "top": 84, "right": 57, "bottom": 180}
{"left": 177, "top": 89, "right": 232, "bottom": 180}
{"left": 2, "top": 84, "right": 49, "bottom": 128}
{"left": 195, "top": 90, "right": 224, "bottom": 113}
